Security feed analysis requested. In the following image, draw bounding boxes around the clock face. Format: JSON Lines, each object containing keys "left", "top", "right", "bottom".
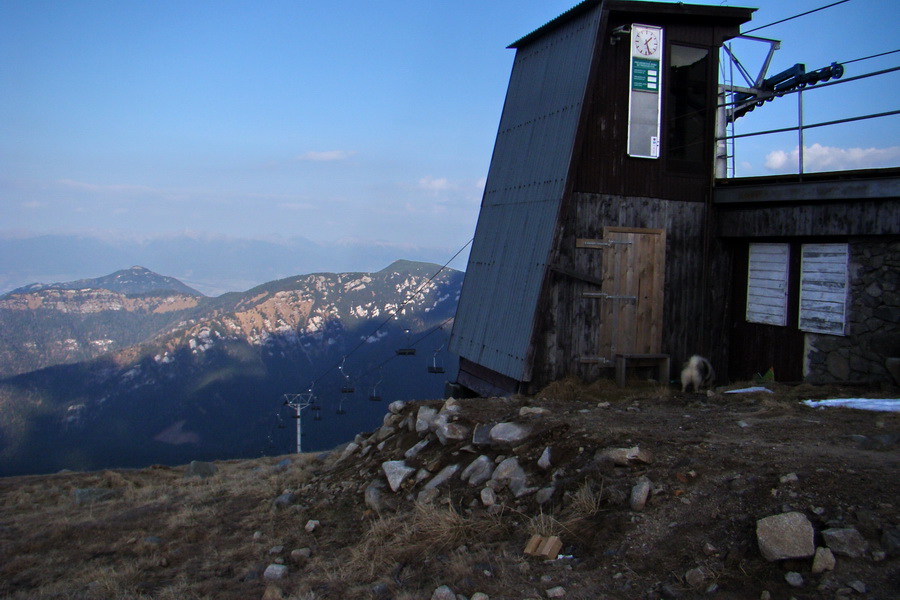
{"left": 633, "top": 27, "right": 660, "bottom": 57}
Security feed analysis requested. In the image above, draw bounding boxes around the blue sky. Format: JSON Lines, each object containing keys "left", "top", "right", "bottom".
{"left": 2, "top": 0, "right": 898, "bottom": 270}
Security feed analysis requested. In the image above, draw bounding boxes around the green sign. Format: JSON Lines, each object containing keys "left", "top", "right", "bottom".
{"left": 632, "top": 58, "right": 660, "bottom": 92}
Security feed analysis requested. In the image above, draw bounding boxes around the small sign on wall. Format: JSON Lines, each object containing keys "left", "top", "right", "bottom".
{"left": 627, "top": 24, "right": 663, "bottom": 159}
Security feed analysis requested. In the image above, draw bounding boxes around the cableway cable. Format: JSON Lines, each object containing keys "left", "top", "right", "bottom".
{"left": 309, "top": 237, "right": 473, "bottom": 388}
{"left": 743, "top": 0, "right": 852, "bottom": 35}
{"left": 839, "top": 49, "right": 900, "bottom": 66}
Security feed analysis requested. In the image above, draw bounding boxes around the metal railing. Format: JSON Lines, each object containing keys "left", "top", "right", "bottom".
{"left": 717, "top": 65, "right": 900, "bottom": 178}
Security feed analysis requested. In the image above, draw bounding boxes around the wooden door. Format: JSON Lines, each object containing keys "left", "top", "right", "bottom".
{"left": 597, "top": 227, "right": 666, "bottom": 359}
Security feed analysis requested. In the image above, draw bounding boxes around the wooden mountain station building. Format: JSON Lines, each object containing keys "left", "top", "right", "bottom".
{"left": 448, "top": 0, "right": 900, "bottom": 396}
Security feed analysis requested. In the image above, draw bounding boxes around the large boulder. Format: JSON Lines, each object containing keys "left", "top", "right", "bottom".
{"left": 756, "top": 512, "right": 816, "bottom": 561}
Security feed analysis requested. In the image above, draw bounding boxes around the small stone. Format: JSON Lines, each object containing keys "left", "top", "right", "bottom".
{"left": 382, "top": 460, "right": 416, "bottom": 492}
{"left": 784, "top": 571, "right": 803, "bottom": 588}
{"left": 434, "top": 420, "right": 470, "bottom": 445}
{"left": 684, "top": 567, "right": 706, "bottom": 588}
{"left": 759, "top": 592, "right": 771, "bottom": 600}
{"left": 253, "top": 530, "right": 264, "bottom": 540}
{"left": 822, "top": 527, "right": 868, "bottom": 558}
{"left": 388, "top": 400, "right": 407, "bottom": 414}
{"left": 546, "top": 586, "right": 566, "bottom": 598}
{"left": 272, "top": 492, "right": 296, "bottom": 508}
{"left": 425, "top": 464, "right": 461, "bottom": 489}
{"left": 811, "top": 547, "right": 835, "bottom": 573}
{"left": 538, "top": 447, "right": 552, "bottom": 470}
{"left": 472, "top": 423, "right": 495, "bottom": 446}
{"left": 596, "top": 446, "right": 653, "bottom": 466}
{"left": 779, "top": 473, "right": 799, "bottom": 485}
{"left": 304, "top": 519, "right": 320, "bottom": 533}
{"left": 405, "top": 439, "right": 430, "bottom": 459}
{"left": 630, "top": 476, "right": 652, "bottom": 511}
{"left": 882, "top": 527, "right": 900, "bottom": 555}
{"left": 417, "top": 488, "right": 440, "bottom": 504}
{"left": 471, "top": 593, "right": 490, "bottom": 600}
{"left": 489, "top": 422, "right": 532, "bottom": 446}
{"left": 431, "top": 584, "right": 456, "bottom": 600}
{"left": 480, "top": 487, "right": 497, "bottom": 507}
{"left": 365, "top": 481, "right": 385, "bottom": 513}
{"left": 291, "top": 548, "right": 311, "bottom": 561}
{"left": 338, "top": 442, "right": 360, "bottom": 462}
{"left": 536, "top": 486, "right": 555, "bottom": 505}
{"left": 416, "top": 406, "right": 439, "bottom": 433}
{"left": 268, "top": 545, "right": 283, "bottom": 555}
{"left": 847, "top": 580, "right": 866, "bottom": 594}
{"left": 439, "top": 398, "right": 462, "bottom": 414}
{"left": 263, "top": 564, "right": 288, "bottom": 580}
{"left": 519, "top": 406, "right": 550, "bottom": 417}
{"left": 462, "top": 455, "right": 495, "bottom": 486}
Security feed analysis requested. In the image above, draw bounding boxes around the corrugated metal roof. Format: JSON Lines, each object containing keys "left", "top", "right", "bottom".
{"left": 449, "top": 3, "right": 603, "bottom": 383}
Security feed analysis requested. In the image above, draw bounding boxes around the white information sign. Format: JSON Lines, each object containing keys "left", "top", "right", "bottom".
{"left": 627, "top": 24, "right": 663, "bottom": 159}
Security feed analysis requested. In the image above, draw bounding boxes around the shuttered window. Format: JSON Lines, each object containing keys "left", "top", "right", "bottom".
{"left": 746, "top": 243, "right": 789, "bottom": 326}
{"left": 799, "top": 243, "right": 849, "bottom": 335}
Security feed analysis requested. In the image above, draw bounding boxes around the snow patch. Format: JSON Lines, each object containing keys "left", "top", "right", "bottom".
{"left": 802, "top": 398, "right": 900, "bottom": 412}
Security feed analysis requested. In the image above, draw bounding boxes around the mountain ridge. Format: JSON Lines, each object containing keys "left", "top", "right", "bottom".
{"left": 5, "top": 265, "right": 204, "bottom": 297}
{"left": 0, "top": 259, "right": 463, "bottom": 476}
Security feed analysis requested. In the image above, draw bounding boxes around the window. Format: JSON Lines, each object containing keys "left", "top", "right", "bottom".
{"left": 746, "top": 243, "right": 789, "bottom": 326}
{"left": 667, "top": 44, "right": 709, "bottom": 170}
{"left": 799, "top": 243, "right": 849, "bottom": 335}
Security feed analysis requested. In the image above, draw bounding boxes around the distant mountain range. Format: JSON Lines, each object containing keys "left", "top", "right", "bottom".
{"left": 0, "top": 261, "right": 462, "bottom": 476}
{"left": 0, "top": 233, "right": 466, "bottom": 296}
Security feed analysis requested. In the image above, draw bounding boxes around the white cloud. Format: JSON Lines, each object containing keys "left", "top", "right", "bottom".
{"left": 57, "top": 179, "right": 156, "bottom": 195}
{"left": 278, "top": 202, "right": 316, "bottom": 211}
{"left": 296, "top": 150, "right": 356, "bottom": 162}
{"left": 764, "top": 143, "right": 900, "bottom": 173}
{"left": 418, "top": 175, "right": 451, "bottom": 192}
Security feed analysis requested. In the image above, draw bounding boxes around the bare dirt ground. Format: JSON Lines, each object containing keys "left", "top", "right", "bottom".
{"left": 1, "top": 379, "right": 899, "bottom": 600}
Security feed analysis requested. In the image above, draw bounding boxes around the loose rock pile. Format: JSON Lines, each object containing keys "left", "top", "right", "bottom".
{"left": 313, "top": 398, "right": 657, "bottom": 521}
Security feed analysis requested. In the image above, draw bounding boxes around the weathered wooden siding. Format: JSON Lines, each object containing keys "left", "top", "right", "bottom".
{"left": 530, "top": 192, "right": 711, "bottom": 389}
{"left": 716, "top": 199, "right": 900, "bottom": 238}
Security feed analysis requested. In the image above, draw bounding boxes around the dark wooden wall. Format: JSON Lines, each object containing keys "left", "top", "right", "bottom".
{"left": 523, "top": 14, "right": 745, "bottom": 390}
{"left": 530, "top": 193, "right": 713, "bottom": 389}
{"left": 570, "top": 16, "right": 734, "bottom": 202}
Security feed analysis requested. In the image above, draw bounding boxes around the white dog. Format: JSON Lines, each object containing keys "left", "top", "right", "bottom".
{"left": 681, "top": 355, "right": 715, "bottom": 392}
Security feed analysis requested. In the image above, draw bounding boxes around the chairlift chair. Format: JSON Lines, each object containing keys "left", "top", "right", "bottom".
{"left": 369, "top": 374, "right": 383, "bottom": 402}
{"left": 339, "top": 357, "right": 356, "bottom": 393}
{"left": 396, "top": 328, "right": 416, "bottom": 356}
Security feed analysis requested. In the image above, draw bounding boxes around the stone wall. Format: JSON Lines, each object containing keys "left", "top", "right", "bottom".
{"left": 805, "top": 237, "right": 900, "bottom": 387}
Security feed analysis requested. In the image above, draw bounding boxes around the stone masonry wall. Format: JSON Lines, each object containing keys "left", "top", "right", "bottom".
{"left": 805, "top": 237, "right": 900, "bottom": 387}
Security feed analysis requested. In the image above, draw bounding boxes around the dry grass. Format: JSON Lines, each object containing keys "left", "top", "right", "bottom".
{"left": 565, "top": 480, "right": 604, "bottom": 521}
{"left": 346, "top": 500, "right": 506, "bottom": 581}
